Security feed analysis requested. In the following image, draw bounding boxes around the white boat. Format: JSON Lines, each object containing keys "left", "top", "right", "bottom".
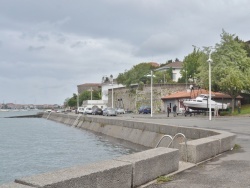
{"left": 183, "top": 94, "right": 227, "bottom": 111}
{"left": 0, "top": 109, "right": 9, "bottom": 112}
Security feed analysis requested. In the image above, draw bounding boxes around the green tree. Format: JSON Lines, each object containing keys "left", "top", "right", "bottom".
{"left": 181, "top": 47, "right": 204, "bottom": 83}
{"left": 116, "top": 63, "right": 154, "bottom": 86}
{"left": 67, "top": 93, "right": 77, "bottom": 108}
{"left": 197, "top": 30, "right": 250, "bottom": 112}
{"left": 213, "top": 31, "right": 250, "bottom": 112}
{"left": 78, "top": 90, "right": 101, "bottom": 106}
{"left": 234, "top": 37, "right": 250, "bottom": 57}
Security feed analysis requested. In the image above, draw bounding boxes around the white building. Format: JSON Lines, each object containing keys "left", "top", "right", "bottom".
{"left": 154, "top": 61, "right": 183, "bottom": 82}
{"left": 78, "top": 80, "right": 124, "bottom": 109}
{"left": 101, "top": 83, "right": 124, "bottom": 101}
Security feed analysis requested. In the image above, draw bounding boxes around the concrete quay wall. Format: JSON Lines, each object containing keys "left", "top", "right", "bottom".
{"left": 1, "top": 113, "right": 236, "bottom": 188}
{"left": 1, "top": 148, "right": 179, "bottom": 188}
{"left": 43, "top": 113, "right": 235, "bottom": 163}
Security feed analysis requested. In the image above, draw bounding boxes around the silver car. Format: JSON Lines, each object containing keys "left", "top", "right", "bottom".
{"left": 115, "top": 108, "right": 125, "bottom": 114}
{"left": 103, "top": 107, "right": 117, "bottom": 116}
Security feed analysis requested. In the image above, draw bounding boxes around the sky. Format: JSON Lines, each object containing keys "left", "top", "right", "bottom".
{"left": 0, "top": 0, "right": 249, "bottom": 105}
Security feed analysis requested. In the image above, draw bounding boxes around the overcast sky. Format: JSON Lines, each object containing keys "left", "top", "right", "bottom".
{"left": 0, "top": 0, "right": 249, "bottom": 105}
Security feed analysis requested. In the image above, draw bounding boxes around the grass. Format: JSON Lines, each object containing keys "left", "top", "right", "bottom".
{"left": 221, "top": 104, "right": 250, "bottom": 116}
{"left": 233, "top": 104, "right": 250, "bottom": 115}
{"left": 233, "top": 144, "right": 241, "bottom": 150}
{"left": 156, "top": 176, "right": 173, "bottom": 183}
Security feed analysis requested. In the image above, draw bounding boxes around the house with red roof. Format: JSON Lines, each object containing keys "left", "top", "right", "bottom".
{"left": 161, "top": 89, "right": 242, "bottom": 113}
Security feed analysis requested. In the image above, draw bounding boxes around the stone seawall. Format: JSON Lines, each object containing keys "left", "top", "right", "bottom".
{"left": 1, "top": 112, "right": 236, "bottom": 188}
{"left": 43, "top": 112, "right": 236, "bottom": 163}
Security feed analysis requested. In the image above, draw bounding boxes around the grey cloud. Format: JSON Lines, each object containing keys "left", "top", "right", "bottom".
{"left": 37, "top": 34, "right": 50, "bottom": 41}
{"left": 28, "top": 46, "right": 45, "bottom": 51}
{"left": 71, "top": 41, "right": 84, "bottom": 48}
{"left": 1, "top": 0, "right": 250, "bottom": 104}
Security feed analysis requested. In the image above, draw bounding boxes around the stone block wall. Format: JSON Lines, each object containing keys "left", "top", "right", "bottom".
{"left": 108, "top": 83, "right": 187, "bottom": 113}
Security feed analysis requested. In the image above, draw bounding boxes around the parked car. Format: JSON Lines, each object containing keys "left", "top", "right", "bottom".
{"left": 103, "top": 107, "right": 117, "bottom": 116}
{"left": 77, "top": 107, "right": 85, "bottom": 114}
{"left": 92, "top": 108, "right": 103, "bottom": 115}
{"left": 138, "top": 106, "right": 151, "bottom": 114}
{"left": 115, "top": 108, "right": 125, "bottom": 114}
{"left": 84, "top": 107, "right": 93, "bottom": 114}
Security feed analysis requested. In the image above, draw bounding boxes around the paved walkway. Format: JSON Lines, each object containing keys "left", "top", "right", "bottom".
{"left": 121, "top": 114, "right": 250, "bottom": 188}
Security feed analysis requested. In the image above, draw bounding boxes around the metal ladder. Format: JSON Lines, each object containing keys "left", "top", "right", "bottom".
{"left": 46, "top": 111, "right": 52, "bottom": 119}
{"left": 72, "top": 114, "right": 82, "bottom": 126}
{"left": 155, "top": 133, "right": 188, "bottom": 162}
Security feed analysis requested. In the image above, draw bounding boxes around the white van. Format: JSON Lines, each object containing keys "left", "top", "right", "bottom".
{"left": 77, "top": 107, "right": 85, "bottom": 114}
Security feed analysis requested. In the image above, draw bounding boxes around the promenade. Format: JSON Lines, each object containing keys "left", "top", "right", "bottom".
{"left": 123, "top": 114, "right": 250, "bottom": 188}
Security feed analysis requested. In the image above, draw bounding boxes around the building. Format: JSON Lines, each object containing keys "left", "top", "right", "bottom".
{"left": 77, "top": 80, "right": 124, "bottom": 108}
{"left": 154, "top": 61, "right": 183, "bottom": 82}
{"left": 77, "top": 83, "right": 101, "bottom": 94}
{"left": 161, "top": 89, "right": 242, "bottom": 112}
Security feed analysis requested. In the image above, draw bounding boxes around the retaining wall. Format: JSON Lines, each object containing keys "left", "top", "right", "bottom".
{"left": 1, "top": 148, "right": 179, "bottom": 188}
{"left": 2, "top": 112, "right": 236, "bottom": 188}
{"left": 43, "top": 113, "right": 235, "bottom": 163}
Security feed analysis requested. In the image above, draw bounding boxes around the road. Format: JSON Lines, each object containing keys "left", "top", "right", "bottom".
{"left": 120, "top": 114, "right": 250, "bottom": 188}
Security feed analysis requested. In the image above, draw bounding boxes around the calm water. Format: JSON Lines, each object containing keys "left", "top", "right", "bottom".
{"left": 0, "top": 111, "right": 137, "bottom": 185}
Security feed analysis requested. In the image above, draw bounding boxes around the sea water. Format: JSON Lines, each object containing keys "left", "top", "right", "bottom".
{"left": 0, "top": 111, "right": 136, "bottom": 185}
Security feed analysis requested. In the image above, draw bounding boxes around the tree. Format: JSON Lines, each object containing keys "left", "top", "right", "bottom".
{"left": 67, "top": 93, "right": 77, "bottom": 108}
{"left": 78, "top": 90, "right": 101, "bottom": 106}
{"left": 154, "top": 70, "right": 173, "bottom": 84}
{"left": 197, "top": 30, "right": 250, "bottom": 112}
{"left": 234, "top": 37, "right": 250, "bottom": 57}
{"left": 116, "top": 63, "right": 154, "bottom": 86}
{"left": 181, "top": 47, "right": 204, "bottom": 83}
{"left": 213, "top": 31, "right": 250, "bottom": 112}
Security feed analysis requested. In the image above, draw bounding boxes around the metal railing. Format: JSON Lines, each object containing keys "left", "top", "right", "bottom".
{"left": 155, "top": 133, "right": 188, "bottom": 162}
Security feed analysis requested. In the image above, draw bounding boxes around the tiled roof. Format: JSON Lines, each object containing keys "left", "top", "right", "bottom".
{"left": 148, "top": 62, "right": 160, "bottom": 67}
{"left": 155, "top": 61, "right": 183, "bottom": 71}
{"left": 161, "top": 89, "right": 242, "bottom": 100}
{"left": 164, "top": 61, "right": 183, "bottom": 68}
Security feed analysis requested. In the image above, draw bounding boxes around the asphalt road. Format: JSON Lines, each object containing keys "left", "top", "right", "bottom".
{"left": 120, "top": 113, "right": 250, "bottom": 188}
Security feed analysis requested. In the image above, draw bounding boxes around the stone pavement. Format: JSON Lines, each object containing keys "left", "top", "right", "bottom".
{"left": 121, "top": 114, "right": 250, "bottom": 188}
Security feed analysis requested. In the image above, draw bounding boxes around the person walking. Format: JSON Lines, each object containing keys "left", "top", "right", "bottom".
{"left": 237, "top": 100, "right": 241, "bottom": 113}
{"left": 167, "top": 106, "right": 171, "bottom": 117}
{"left": 173, "top": 104, "right": 177, "bottom": 117}
{"left": 214, "top": 103, "right": 219, "bottom": 117}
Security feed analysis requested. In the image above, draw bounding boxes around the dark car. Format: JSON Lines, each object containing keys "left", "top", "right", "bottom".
{"left": 92, "top": 108, "right": 103, "bottom": 115}
{"left": 138, "top": 106, "right": 151, "bottom": 114}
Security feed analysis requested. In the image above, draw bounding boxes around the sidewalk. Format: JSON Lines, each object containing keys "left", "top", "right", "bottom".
{"left": 129, "top": 115, "right": 250, "bottom": 188}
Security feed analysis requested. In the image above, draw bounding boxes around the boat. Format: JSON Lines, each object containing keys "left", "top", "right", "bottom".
{"left": 183, "top": 94, "right": 227, "bottom": 111}
{"left": 0, "top": 109, "right": 9, "bottom": 112}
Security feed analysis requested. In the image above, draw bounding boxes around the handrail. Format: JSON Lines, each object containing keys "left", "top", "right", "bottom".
{"left": 155, "top": 135, "right": 173, "bottom": 148}
{"left": 155, "top": 133, "right": 188, "bottom": 162}
{"left": 168, "top": 133, "right": 188, "bottom": 162}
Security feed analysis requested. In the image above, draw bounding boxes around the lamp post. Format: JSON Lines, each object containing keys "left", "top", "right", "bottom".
{"left": 110, "top": 75, "right": 114, "bottom": 108}
{"left": 150, "top": 70, "right": 153, "bottom": 117}
{"left": 77, "top": 93, "right": 79, "bottom": 108}
{"left": 207, "top": 52, "right": 213, "bottom": 121}
{"left": 146, "top": 71, "right": 154, "bottom": 117}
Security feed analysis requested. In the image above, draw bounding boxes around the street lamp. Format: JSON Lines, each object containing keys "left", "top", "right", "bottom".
{"left": 150, "top": 70, "right": 153, "bottom": 117}
{"left": 146, "top": 70, "right": 154, "bottom": 117}
{"left": 207, "top": 51, "right": 213, "bottom": 121}
{"left": 110, "top": 75, "right": 114, "bottom": 108}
